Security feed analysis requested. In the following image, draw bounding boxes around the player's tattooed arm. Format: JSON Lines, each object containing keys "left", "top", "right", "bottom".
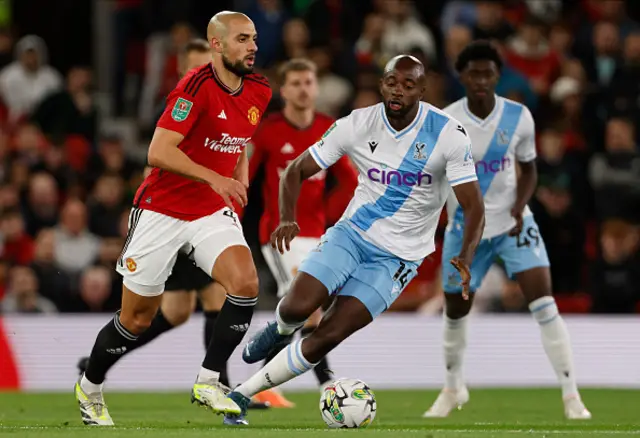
{"left": 271, "top": 150, "right": 322, "bottom": 253}
{"left": 148, "top": 127, "right": 247, "bottom": 208}
{"left": 451, "top": 181, "right": 485, "bottom": 298}
{"left": 509, "top": 160, "right": 537, "bottom": 236}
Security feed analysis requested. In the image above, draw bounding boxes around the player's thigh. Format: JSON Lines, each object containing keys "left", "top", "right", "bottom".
{"left": 117, "top": 207, "right": 187, "bottom": 297}
{"left": 161, "top": 290, "right": 197, "bottom": 326}
{"left": 345, "top": 256, "right": 421, "bottom": 319}
{"left": 495, "top": 215, "right": 550, "bottom": 279}
{"left": 189, "top": 208, "right": 257, "bottom": 298}
{"left": 297, "top": 225, "right": 362, "bottom": 297}
{"left": 441, "top": 230, "right": 494, "bottom": 294}
{"left": 199, "top": 281, "right": 227, "bottom": 311}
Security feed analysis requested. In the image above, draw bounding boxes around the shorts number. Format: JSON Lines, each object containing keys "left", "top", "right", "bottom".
{"left": 223, "top": 210, "right": 238, "bottom": 225}
{"left": 393, "top": 261, "right": 413, "bottom": 289}
{"left": 515, "top": 226, "right": 540, "bottom": 248}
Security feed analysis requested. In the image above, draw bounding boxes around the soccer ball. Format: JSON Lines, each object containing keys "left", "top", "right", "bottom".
{"left": 319, "top": 378, "right": 377, "bottom": 428}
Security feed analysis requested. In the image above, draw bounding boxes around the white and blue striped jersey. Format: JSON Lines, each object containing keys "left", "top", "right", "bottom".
{"left": 444, "top": 95, "right": 536, "bottom": 239}
{"left": 308, "top": 102, "right": 477, "bottom": 261}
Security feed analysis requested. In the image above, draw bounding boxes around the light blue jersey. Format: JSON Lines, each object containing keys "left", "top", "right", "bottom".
{"left": 301, "top": 102, "right": 478, "bottom": 315}
{"left": 442, "top": 96, "right": 549, "bottom": 293}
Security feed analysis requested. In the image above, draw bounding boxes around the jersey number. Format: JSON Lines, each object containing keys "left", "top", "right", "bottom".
{"left": 515, "top": 226, "right": 540, "bottom": 248}
{"left": 223, "top": 210, "right": 238, "bottom": 225}
{"left": 393, "top": 262, "right": 413, "bottom": 289}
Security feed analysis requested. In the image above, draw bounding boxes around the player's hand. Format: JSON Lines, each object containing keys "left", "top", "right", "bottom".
{"left": 209, "top": 174, "right": 248, "bottom": 210}
{"left": 271, "top": 221, "right": 300, "bottom": 254}
{"left": 508, "top": 207, "right": 523, "bottom": 237}
{"left": 450, "top": 256, "right": 471, "bottom": 300}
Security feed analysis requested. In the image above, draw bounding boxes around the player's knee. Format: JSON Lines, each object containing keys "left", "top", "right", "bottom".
{"left": 119, "top": 310, "right": 154, "bottom": 335}
{"left": 162, "top": 305, "right": 191, "bottom": 326}
{"left": 225, "top": 272, "right": 259, "bottom": 299}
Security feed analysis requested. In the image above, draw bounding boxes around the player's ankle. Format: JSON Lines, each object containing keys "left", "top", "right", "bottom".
{"left": 80, "top": 374, "right": 103, "bottom": 394}
{"left": 197, "top": 367, "right": 221, "bottom": 384}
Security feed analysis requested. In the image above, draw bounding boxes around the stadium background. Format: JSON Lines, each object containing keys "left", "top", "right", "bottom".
{"left": 0, "top": 0, "right": 639, "bottom": 392}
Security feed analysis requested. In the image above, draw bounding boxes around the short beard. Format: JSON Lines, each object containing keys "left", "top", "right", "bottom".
{"left": 222, "top": 53, "right": 253, "bottom": 77}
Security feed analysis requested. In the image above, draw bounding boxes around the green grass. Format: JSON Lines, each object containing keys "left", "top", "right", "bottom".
{"left": 0, "top": 389, "right": 639, "bottom": 437}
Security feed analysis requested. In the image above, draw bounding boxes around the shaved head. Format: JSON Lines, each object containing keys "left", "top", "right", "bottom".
{"left": 380, "top": 54, "right": 426, "bottom": 120}
{"left": 207, "top": 11, "right": 257, "bottom": 77}
{"left": 383, "top": 55, "right": 425, "bottom": 79}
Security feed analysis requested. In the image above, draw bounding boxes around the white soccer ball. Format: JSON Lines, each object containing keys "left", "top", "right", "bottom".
{"left": 319, "top": 378, "right": 377, "bottom": 428}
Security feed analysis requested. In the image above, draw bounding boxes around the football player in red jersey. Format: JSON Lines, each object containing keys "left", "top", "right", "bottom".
{"left": 246, "top": 58, "right": 357, "bottom": 408}
{"left": 75, "top": 12, "right": 271, "bottom": 426}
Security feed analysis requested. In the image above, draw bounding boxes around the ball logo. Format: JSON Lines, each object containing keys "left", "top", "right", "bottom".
{"left": 248, "top": 106, "right": 260, "bottom": 125}
{"left": 125, "top": 258, "right": 137, "bottom": 272}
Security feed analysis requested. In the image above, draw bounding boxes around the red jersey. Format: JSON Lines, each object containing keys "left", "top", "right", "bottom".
{"left": 134, "top": 64, "right": 272, "bottom": 220}
{"left": 249, "top": 112, "right": 358, "bottom": 245}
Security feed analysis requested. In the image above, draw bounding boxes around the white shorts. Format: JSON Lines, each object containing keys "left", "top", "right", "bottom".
{"left": 261, "top": 237, "right": 321, "bottom": 297}
{"left": 116, "top": 207, "right": 248, "bottom": 297}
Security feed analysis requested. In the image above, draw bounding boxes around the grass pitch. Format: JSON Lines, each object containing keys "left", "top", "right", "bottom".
{"left": 1, "top": 389, "right": 639, "bottom": 437}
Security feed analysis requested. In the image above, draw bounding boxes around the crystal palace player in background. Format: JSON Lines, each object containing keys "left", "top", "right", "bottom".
{"left": 246, "top": 58, "right": 358, "bottom": 408}
{"left": 221, "top": 55, "right": 485, "bottom": 425}
{"left": 75, "top": 12, "right": 271, "bottom": 426}
{"left": 423, "top": 41, "right": 591, "bottom": 420}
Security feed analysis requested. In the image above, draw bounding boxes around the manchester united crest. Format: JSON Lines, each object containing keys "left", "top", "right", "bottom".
{"left": 248, "top": 106, "right": 260, "bottom": 125}
{"left": 125, "top": 257, "right": 137, "bottom": 272}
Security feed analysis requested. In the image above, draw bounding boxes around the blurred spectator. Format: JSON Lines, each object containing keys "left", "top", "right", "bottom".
{"left": 582, "top": 21, "right": 621, "bottom": 88}
{"left": 0, "top": 265, "right": 56, "bottom": 313}
{"left": 0, "top": 28, "right": 13, "bottom": 70}
{"left": 608, "top": 32, "right": 640, "bottom": 129}
{"left": 97, "top": 237, "right": 124, "bottom": 270}
{"left": 355, "top": 13, "right": 386, "bottom": 69}
{"left": 548, "top": 22, "right": 574, "bottom": 61}
{"left": 548, "top": 76, "right": 587, "bottom": 152}
{"left": 505, "top": 15, "right": 561, "bottom": 96}
{"left": 21, "top": 172, "right": 59, "bottom": 237}
{"left": 0, "top": 184, "right": 19, "bottom": 211}
{"left": 589, "top": 118, "right": 640, "bottom": 222}
{"left": 0, "top": 35, "right": 62, "bottom": 124}
{"left": 472, "top": 0, "right": 514, "bottom": 42}
{"left": 531, "top": 173, "right": 585, "bottom": 294}
{"left": 86, "top": 134, "right": 139, "bottom": 188}
{"left": 244, "top": 0, "right": 288, "bottom": 68}
{"left": 440, "top": 1, "right": 477, "bottom": 34}
{"left": 591, "top": 219, "right": 640, "bottom": 313}
{"left": 29, "top": 144, "right": 75, "bottom": 194}
{"left": 13, "top": 123, "right": 46, "bottom": 167}
{"left": 277, "top": 18, "right": 310, "bottom": 63}
{"left": 32, "top": 66, "right": 97, "bottom": 144}
{"left": 0, "top": 208, "right": 34, "bottom": 265}
{"left": 53, "top": 198, "right": 99, "bottom": 274}
{"left": 77, "top": 266, "right": 114, "bottom": 312}
{"left": 308, "top": 45, "right": 352, "bottom": 117}
{"left": 87, "top": 173, "right": 126, "bottom": 238}
{"left": 379, "top": 0, "right": 437, "bottom": 64}
{"left": 29, "top": 228, "right": 71, "bottom": 310}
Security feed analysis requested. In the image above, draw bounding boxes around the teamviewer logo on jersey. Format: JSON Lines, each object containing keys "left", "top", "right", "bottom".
{"left": 367, "top": 167, "right": 432, "bottom": 186}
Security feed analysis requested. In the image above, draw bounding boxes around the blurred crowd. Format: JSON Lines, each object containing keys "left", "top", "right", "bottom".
{"left": 0, "top": 0, "right": 639, "bottom": 315}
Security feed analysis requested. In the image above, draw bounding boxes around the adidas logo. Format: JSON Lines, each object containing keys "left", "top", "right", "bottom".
{"left": 218, "top": 110, "right": 227, "bottom": 120}
{"left": 106, "top": 346, "right": 127, "bottom": 355}
{"left": 230, "top": 323, "right": 249, "bottom": 332}
{"left": 280, "top": 143, "right": 294, "bottom": 154}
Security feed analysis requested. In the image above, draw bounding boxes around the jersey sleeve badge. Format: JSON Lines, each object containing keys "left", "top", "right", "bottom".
{"left": 172, "top": 97, "right": 193, "bottom": 122}
{"left": 248, "top": 106, "right": 260, "bottom": 125}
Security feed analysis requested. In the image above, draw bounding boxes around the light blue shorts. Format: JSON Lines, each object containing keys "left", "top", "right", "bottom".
{"left": 442, "top": 215, "right": 550, "bottom": 294}
{"left": 299, "top": 222, "right": 421, "bottom": 318}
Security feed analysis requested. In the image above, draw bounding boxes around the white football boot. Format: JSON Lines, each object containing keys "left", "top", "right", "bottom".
{"left": 564, "top": 395, "right": 592, "bottom": 420}
{"left": 191, "top": 378, "right": 242, "bottom": 415}
{"left": 422, "top": 386, "right": 470, "bottom": 418}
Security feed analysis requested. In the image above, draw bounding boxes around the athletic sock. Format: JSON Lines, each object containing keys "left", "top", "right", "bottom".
{"left": 235, "top": 339, "right": 316, "bottom": 398}
{"left": 275, "top": 300, "right": 304, "bottom": 335}
{"left": 301, "top": 327, "right": 333, "bottom": 386}
{"left": 443, "top": 314, "right": 468, "bottom": 391}
{"left": 202, "top": 310, "right": 230, "bottom": 386}
{"left": 529, "top": 296, "right": 579, "bottom": 398}
{"left": 83, "top": 311, "right": 140, "bottom": 387}
{"left": 199, "top": 294, "right": 257, "bottom": 383}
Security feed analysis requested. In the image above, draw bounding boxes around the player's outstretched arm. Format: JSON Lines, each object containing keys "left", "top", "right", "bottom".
{"left": 148, "top": 127, "right": 247, "bottom": 208}
{"left": 451, "top": 181, "right": 485, "bottom": 298}
{"left": 271, "top": 150, "right": 323, "bottom": 253}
